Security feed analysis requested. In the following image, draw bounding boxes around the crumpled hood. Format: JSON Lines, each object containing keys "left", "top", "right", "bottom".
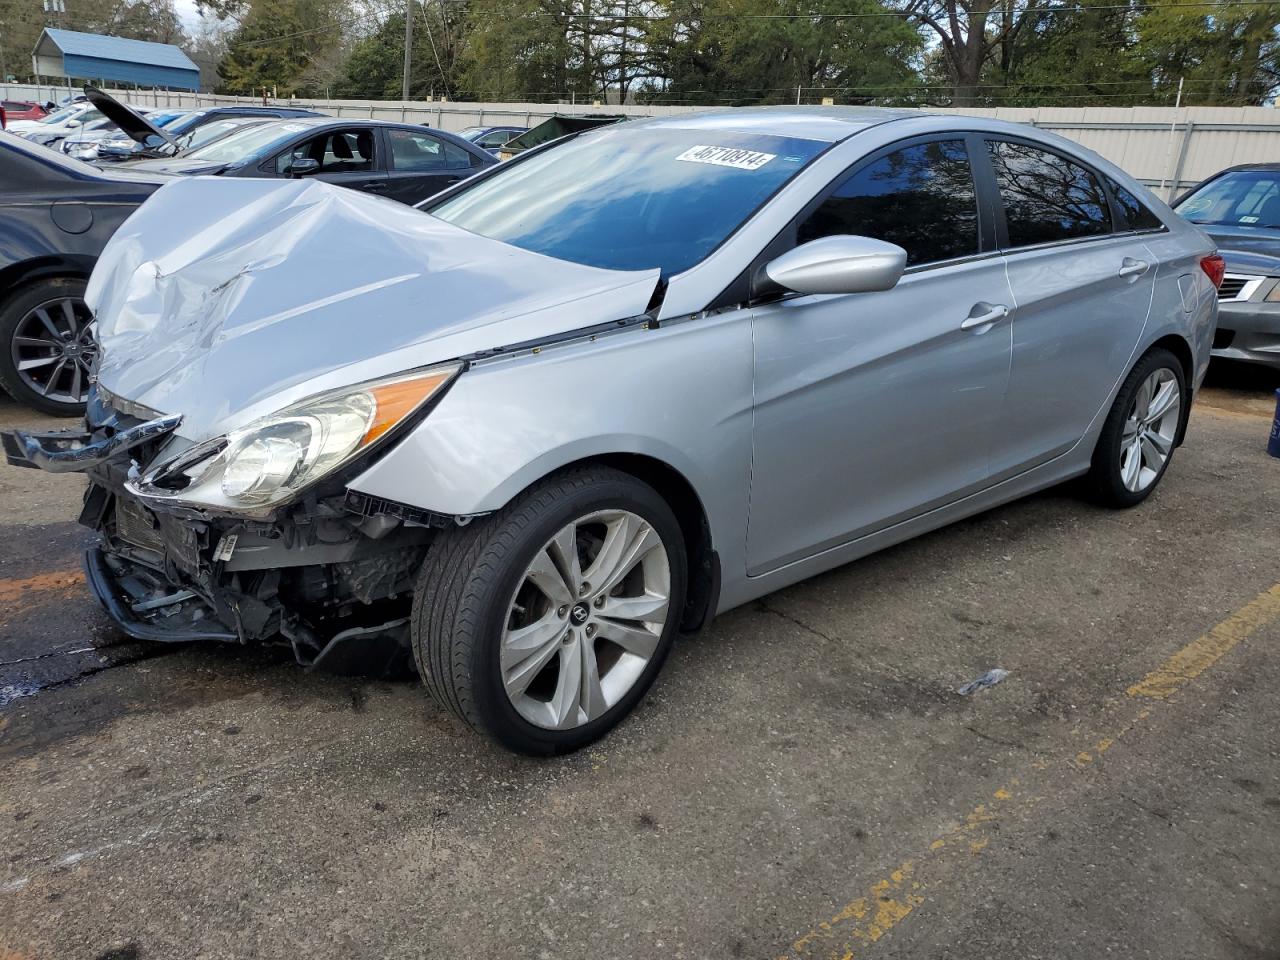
{"left": 88, "top": 177, "right": 659, "bottom": 441}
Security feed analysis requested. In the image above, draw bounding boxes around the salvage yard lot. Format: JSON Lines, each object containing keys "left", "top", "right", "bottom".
{"left": 2, "top": 365, "right": 1278, "bottom": 960}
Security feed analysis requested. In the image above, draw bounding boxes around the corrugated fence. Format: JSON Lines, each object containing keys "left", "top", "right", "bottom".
{"left": 6, "top": 82, "right": 1278, "bottom": 199}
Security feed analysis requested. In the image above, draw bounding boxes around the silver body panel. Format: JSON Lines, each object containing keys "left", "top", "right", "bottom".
{"left": 84, "top": 107, "right": 1217, "bottom": 619}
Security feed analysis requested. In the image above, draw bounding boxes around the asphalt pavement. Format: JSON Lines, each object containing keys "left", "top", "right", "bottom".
{"left": 1, "top": 361, "right": 1278, "bottom": 960}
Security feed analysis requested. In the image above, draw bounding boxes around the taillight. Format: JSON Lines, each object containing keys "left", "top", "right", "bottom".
{"left": 1200, "top": 254, "right": 1226, "bottom": 289}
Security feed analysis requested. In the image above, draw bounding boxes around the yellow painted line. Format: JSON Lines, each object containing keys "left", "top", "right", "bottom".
{"left": 1127, "top": 583, "right": 1280, "bottom": 700}
{"left": 781, "top": 582, "right": 1280, "bottom": 959}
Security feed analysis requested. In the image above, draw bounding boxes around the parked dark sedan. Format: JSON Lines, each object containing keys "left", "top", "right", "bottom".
{"left": 0, "top": 133, "right": 166, "bottom": 414}
{"left": 125, "top": 117, "right": 496, "bottom": 204}
{"left": 458, "top": 124, "right": 527, "bottom": 154}
{"left": 1175, "top": 163, "right": 1280, "bottom": 369}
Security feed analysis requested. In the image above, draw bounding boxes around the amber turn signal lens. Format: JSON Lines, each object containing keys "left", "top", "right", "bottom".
{"left": 361, "top": 369, "right": 456, "bottom": 447}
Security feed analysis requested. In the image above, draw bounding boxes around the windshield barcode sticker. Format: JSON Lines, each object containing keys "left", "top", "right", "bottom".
{"left": 675, "top": 145, "right": 776, "bottom": 171}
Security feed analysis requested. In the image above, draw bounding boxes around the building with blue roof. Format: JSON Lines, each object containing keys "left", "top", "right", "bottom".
{"left": 31, "top": 28, "right": 200, "bottom": 91}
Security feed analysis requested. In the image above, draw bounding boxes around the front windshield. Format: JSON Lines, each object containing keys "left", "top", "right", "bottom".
{"left": 177, "top": 118, "right": 264, "bottom": 151}
{"left": 40, "top": 104, "right": 82, "bottom": 124}
{"left": 164, "top": 110, "right": 209, "bottom": 135}
{"left": 459, "top": 126, "right": 485, "bottom": 140}
{"left": 431, "top": 127, "right": 827, "bottom": 276}
{"left": 1176, "top": 170, "right": 1280, "bottom": 228}
{"left": 185, "top": 121, "right": 315, "bottom": 163}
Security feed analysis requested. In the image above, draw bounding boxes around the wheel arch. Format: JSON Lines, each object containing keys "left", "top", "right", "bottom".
{"left": 1144, "top": 333, "right": 1195, "bottom": 445}
{"left": 0, "top": 255, "right": 95, "bottom": 305}
{"left": 485, "top": 451, "right": 721, "bottom": 634}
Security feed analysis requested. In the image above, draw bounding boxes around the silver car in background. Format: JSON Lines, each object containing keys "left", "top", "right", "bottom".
{"left": 2, "top": 108, "right": 1220, "bottom": 754}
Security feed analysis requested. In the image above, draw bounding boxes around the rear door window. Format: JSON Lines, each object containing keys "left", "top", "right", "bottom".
{"left": 988, "top": 140, "right": 1111, "bottom": 247}
{"left": 797, "top": 139, "right": 980, "bottom": 267}
{"left": 1109, "top": 179, "right": 1163, "bottom": 232}
{"left": 387, "top": 129, "right": 473, "bottom": 171}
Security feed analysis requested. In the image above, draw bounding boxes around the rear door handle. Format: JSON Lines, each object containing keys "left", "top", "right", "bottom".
{"left": 960, "top": 303, "right": 1010, "bottom": 331}
{"left": 362, "top": 181, "right": 388, "bottom": 191}
{"left": 1118, "top": 257, "right": 1150, "bottom": 279}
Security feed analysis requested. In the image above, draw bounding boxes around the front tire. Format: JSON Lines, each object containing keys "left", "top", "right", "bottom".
{"left": 411, "top": 466, "right": 687, "bottom": 755}
{"left": 1085, "top": 347, "right": 1186, "bottom": 508}
{"left": 0, "top": 278, "right": 96, "bottom": 417}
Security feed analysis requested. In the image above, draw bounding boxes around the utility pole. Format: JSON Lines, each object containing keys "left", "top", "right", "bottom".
{"left": 402, "top": 0, "right": 414, "bottom": 102}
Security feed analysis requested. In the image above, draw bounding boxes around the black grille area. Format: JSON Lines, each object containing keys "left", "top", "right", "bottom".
{"left": 1218, "top": 276, "right": 1249, "bottom": 300}
{"left": 1213, "top": 328, "right": 1236, "bottom": 350}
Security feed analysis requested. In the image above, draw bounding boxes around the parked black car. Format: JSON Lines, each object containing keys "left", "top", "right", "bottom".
{"left": 1174, "top": 163, "right": 1280, "bottom": 370}
{"left": 125, "top": 116, "right": 496, "bottom": 204}
{"left": 0, "top": 132, "right": 166, "bottom": 415}
{"left": 458, "top": 124, "right": 528, "bottom": 154}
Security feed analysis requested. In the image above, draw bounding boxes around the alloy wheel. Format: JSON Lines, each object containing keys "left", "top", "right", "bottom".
{"left": 1119, "top": 367, "right": 1180, "bottom": 493}
{"left": 11, "top": 297, "right": 97, "bottom": 405}
{"left": 501, "top": 509, "right": 671, "bottom": 730}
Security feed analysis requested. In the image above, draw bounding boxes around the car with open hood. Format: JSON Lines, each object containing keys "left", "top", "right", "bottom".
{"left": 123, "top": 116, "right": 496, "bottom": 204}
{"left": 60, "top": 108, "right": 190, "bottom": 162}
{"left": 82, "top": 86, "right": 323, "bottom": 162}
{"left": 1174, "top": 163, "right": 1280, "bottom": 369}
{"left": 0, "top": 133, "right": 166, "bottom": 414}
{"left": 2, "top": 108, "right": 1219, "bottom": 754}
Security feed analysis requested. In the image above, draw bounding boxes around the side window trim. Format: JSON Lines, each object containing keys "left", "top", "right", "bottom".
{"left": 982, "top": 135, "right": 1121, "bottom": 252}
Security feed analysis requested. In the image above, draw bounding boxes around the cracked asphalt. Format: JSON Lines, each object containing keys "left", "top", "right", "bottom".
{"left": 1, "top": 361, "right": 1279, "bottom": 960}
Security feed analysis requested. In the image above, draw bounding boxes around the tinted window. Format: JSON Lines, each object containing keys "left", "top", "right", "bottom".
{"left": 1175, "top": 170, "right": 1280, "bottom": 228}
{"left": 432, "top": 129, "right": 827, "bottom": 277}
{"left": 387, "top": 129, "right": 472, "bottom": 171}
{"left": 1109, "top": 179, "right": 1163, "bottom": 231}
{"left": 989, "top": 140, "right": 1111, "bottom": 247}
{"left": 798, "top": 140, "right": 979, "bottom": 266}
{"left": 273, "top": 129, "right": 376, "bottom": 174}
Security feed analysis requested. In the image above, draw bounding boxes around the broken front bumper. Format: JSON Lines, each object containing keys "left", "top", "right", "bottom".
{"left": 2, "top": 406, "right": 436, "bottom": 669}
{"left": 2, "top": 414, "right": 182, "bottom": 472}
{"left": 82, "top": 545, "right": 237, "bottom": 643}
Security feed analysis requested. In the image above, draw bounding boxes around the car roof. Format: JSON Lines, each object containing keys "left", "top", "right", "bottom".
{"left": 1214, "top": 163, "right": 1280, "bottom": 174}
{"left": 627, "top": 105, "right": 925, "bottom": 143}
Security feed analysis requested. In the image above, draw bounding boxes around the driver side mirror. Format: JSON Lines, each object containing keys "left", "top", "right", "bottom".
{"left": 288, "top": 157, "right": 320, "bottom": 178}
{"left": 764, "top": 235, "right": 907, "bottom": 296}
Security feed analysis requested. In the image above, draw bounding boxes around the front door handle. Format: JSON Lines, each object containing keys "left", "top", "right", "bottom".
{"left": 1118, "top": 257, "right": 1150, "bottom": 279}
{"left": 362, "top": 181, "right": 388, "bottom": 191}
{"left": 960, "top": 303, "right": 1010, "bottom": 331}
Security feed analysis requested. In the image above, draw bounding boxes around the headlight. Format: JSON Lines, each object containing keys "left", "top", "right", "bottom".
{"left": 130, "top": 363, "right": 460, "bottom": 512}
{"left": 1265, "top": 281, "right": 1280, "bottom": 302}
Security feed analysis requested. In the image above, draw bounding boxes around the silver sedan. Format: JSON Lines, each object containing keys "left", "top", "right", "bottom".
{"left": 3, "top": 107, "right": 1221, "bottom": 754}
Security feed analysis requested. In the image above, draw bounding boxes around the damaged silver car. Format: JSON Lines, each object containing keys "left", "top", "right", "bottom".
{"left": 3, "top": 108, "right": 1220, "bottom": 754}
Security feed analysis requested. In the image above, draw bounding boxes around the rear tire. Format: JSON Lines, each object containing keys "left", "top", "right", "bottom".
{"left": 411, "top": 466, "right": 687, "bottom": 755}
{"left": 0, "top": 278, "right": 94, "bottom": 417}
{"left": 1085, "top": 347, "right": 1186, "bottom": 508}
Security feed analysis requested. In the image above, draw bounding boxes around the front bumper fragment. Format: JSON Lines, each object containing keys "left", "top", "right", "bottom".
{"left": 1, "top": 414, "right": 182, "bottom": 473}
{"left": 83, "top": 546, "right": 238, "bottom": 643}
